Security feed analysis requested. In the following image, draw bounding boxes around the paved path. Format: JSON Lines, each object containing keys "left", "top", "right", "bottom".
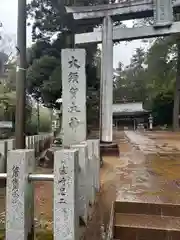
{"left": 124, "top": 131, "right": 157, "bottom": 153}
{"left": 124, "top": 130, "right": 180, "bottom": 155}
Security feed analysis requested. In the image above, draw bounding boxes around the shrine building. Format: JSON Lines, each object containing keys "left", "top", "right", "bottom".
{"left": 112, "top": 102, "right": 150, "bottom": 130}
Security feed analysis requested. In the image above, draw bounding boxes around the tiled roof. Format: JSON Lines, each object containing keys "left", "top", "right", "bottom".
{"left": 113, "top": 102, "right": 146, "bottom": 113}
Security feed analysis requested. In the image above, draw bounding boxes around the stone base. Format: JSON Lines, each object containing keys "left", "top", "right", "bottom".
{"left": 100, "top": 141, "right": 119, "bottom": 158}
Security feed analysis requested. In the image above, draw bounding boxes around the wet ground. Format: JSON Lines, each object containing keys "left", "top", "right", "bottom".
{"left": 118, "top": 131, "right": 180, "bottom": 204}
{"left": 146, "top": 131, "right": 180, "bottom": 152}
{"left": 117, "top": 150, "right": 180, "bottom": 204}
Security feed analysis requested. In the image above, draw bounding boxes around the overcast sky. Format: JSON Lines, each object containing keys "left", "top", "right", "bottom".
{"left": 0, "top": 0, "right": 147, "bottom": 68}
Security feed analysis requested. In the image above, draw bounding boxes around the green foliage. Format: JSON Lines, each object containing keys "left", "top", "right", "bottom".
{"left": 36, "top": 230, "right": 53, "bottom": 240}
{"left": 114, "top": 36, "right": 178, "bottom": 126}
{"left": 27, "top": 54, "right": 61, "bottom": 106}
{"left": 39, "top": 107, "right": 52, "bottom": 132}
{"left": 151, "top": 89, "right": 174, "bottom": 126}
{"left": 114, "top": 47, "right": 146, "bottom": 103}
{"left": 27, "top": 0, "right": 112, "bottom": 40}
{"left": 0, "top": 61, "right": 34, "bottom": 136}
{"left": 0, "top": 229, "right": 53, "bottom": 240}
{"left": 27, "top": 106, "right": 52, "bottom": 135}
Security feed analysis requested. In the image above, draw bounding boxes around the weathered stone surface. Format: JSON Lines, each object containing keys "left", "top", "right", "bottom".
{"left": 62, "top": 49, "right": 86, "bottom": 146}
{"left": 101, "top": 16, "right": 113, "bottom": 143}
{"left": 154, "top": 0, "right": 173, "bottom": 27}
{"left": 6, "top": 149, "right": 35, "bottom": 240}
{"left": 87, "top": 140, "right": 96, "bottom": 205}
{"left": 93, "top": 139, "right": 100, "bottom": 192}
{"left": 54, "top": 149, "right": 79, "bottom": 240}
{"left": 71, "top": 143, "right": 88, "bottom": 224}
{"left": 75, "top": 22, "right": 180, "bottom": 44}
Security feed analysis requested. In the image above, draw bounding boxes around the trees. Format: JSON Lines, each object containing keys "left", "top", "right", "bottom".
{"left": 113, "top": 47, "right": 146, "bottom": 103}
{"left": 151, "top": 89, "right": 174, "bottom": 126}
{"left": 113, "top": 37, "right": 177, "bottom": 126}
{"left": 0, "top": 32, "right": 16, "bottom": 57}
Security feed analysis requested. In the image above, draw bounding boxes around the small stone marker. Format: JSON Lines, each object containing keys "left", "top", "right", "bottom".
{"left": 8, "top": 139, "right": 13, "bottom": 151}
{"left": 54, "top": 149, "right": 79, "bottom": 240}
{"left": 62, "top": 49, "right": 86, "bottom": 146}
{"left": 6, "top": 149, "right": 35, "bottom": 240}
{"left": 71, "top": 143, "right": 88, "bottom": 224}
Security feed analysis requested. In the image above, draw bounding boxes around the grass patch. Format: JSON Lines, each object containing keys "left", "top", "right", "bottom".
{"left": 0, "top": 229, "right": 53, "bottom": 240}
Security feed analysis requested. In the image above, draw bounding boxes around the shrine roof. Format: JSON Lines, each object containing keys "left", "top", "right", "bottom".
{"left": 113, "top": 102, "right": 148, "bottom": 115}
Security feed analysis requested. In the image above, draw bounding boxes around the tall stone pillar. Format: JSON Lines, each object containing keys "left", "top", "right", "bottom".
{"left": 62, "top": 49, "right": 86, "bottom": 146}
{"left": 100, "top": 16, "right": 113, "bottom": 143}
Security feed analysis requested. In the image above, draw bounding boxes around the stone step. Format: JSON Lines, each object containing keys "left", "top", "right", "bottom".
{"left": 114, "top": 213, "right": 180, "bottom": 240}
{"left": 115, "top": 200, "right": 180, "bottom": 217}
{"left": 100, "top": 142, "right": 119, "bottom": 156}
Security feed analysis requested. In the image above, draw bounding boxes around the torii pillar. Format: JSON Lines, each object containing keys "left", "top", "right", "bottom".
{"left": 100, "top": 16, "right": 113, "bottom": 143}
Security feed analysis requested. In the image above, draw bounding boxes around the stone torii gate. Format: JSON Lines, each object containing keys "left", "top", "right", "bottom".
{"left": 66, "top": 0, "right": 180, "bottom": 144}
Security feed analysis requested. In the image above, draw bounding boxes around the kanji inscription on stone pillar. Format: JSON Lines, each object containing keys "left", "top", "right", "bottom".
{"left": 62, "top": 49, "right": 86, "bottom": 146}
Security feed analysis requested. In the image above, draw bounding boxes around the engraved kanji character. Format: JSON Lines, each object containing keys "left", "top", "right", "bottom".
{"left": 58, "top": 176, "right": 66, "bottom": 185}
{"left": 68, "top": 72, "right": 78, "bottom": 84}
{"left": 68, "top": 56, "right": 80, "bottom": 69}
{"left": 59, "top": 165, "right": 67, "bottom": 175}
{"left": 59, "top": 198, "right": 67, "bottom": 204}
{"left": 69, "top": 86, "right": 78, "bottom": 99}
{"left": 12, "top": 166, "right": 19, "bottom": 178}
{"left": 69, "top": 117, "right": 80, "bottom": 131}
{"left": 68, "top": 101, "right": 80, "bottom": 113}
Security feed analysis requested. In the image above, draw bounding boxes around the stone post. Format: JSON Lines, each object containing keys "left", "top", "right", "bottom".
{"left": 32, "top": 136, "right": 35, "bottom": 148}
{"left": 100, "top": 16, "right": 113, "bottom": 143}
{"left": 61, "top": 49, "right": 86, "bottom": 146}
{"left": 71, "top": 143, "right": 88, "bottom": 225}
{"left": 8, "top": 140, "right": 13, "bottom": 151}
{"left": 6, "top": 149, "right": 35, "bottom": 240}
{"left": 4, "top": 141, "right": 8, "bottom": 172}
{"left": 26, "top": 137, "right": 28, "bottom": 148}
{"left": 149, "top": 114, "right": 153, "bottom": 131}
{"left": 93, "top": 139, "right": 100, "bottom": 192}
{"left": 87, "top": 140, "right": 96, "bottom": 205}
{"left": 30, "top": 136, "right": 33, "bottom": 148}
{"left": 54, "top": 149, "right": 79, "bottom": 240}
{"left": 12, "top": 139, "right": 16, "bottom": 150}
